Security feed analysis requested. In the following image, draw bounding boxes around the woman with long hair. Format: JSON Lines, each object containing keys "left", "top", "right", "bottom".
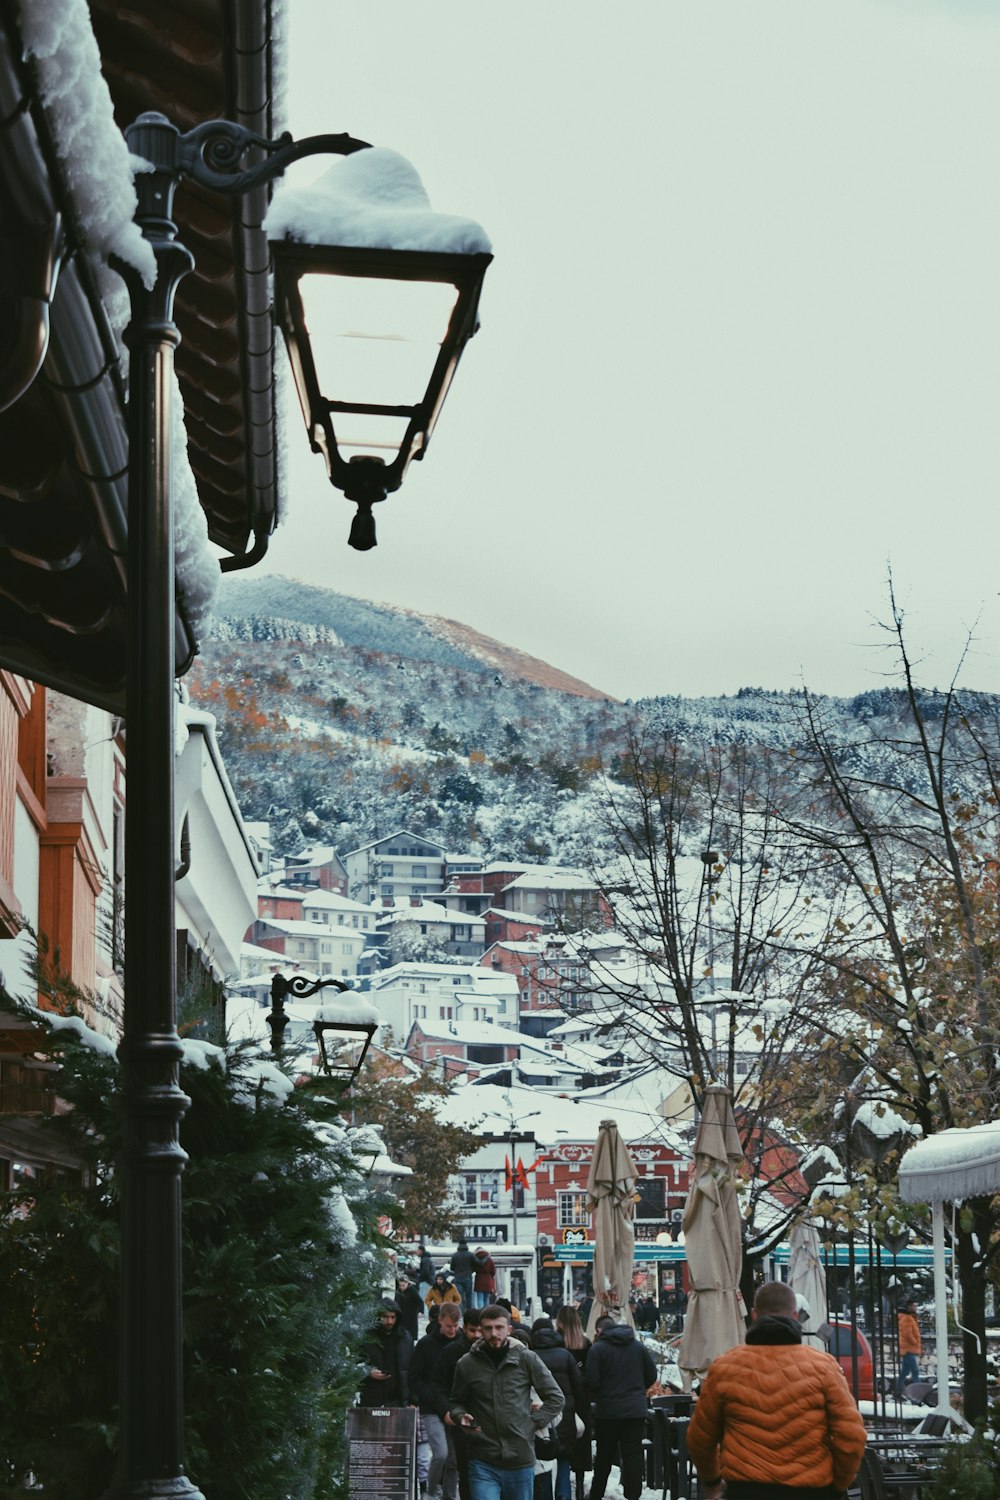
{"left": 556, "top": 1305, "right": 591, "bottom": 1367}
{"left": 554, "top": 1305, "right": 593, "bottom": 1500}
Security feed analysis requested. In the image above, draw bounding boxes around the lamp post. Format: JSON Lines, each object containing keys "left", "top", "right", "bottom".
{"left": 113, "top": 113, "right": 487, "bottom": 1500}
{"left": 701, "top": 848, "right": 720, "bottom": 1078}
{"left": 267, "top": 971, "right": 379, "bottom": 1078}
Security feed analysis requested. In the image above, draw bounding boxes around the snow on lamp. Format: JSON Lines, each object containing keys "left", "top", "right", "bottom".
{"left": 266, "top": 149, "right": 492, "bottom": 550}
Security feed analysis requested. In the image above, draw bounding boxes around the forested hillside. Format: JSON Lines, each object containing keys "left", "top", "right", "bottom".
{"left": 189, "top": 577, "right": 1000, "bottom": 865}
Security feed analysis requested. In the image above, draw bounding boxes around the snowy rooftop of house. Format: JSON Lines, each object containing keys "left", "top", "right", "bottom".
{"left": 373, "top": 962, "right": 516, "bottom": 990}
{"left": 503, "top": 871, "right": 597, "bottom": 892}
{"left": 345, "top": 828, "right": 446, "bottom": 857}
{"left": 378, "top": 899, "right": 485, "bottom": 928}
{"left": 435, "top": 1081, "right": 685, "bottom": 1151}
{"left": 241, "top": 940, "right": 287, "bottom": 960}
{"left": 899, "top": 1121, "right": 1000, "bottom": 1203}
{"left": 300, "top": 890, "right": 377, "bottom": 914}
{"left": 285, "top": 846, "right": 341, "bottom": 868}
{"left": 409, "top": 1016, "right": 523, "bottom": 1047}
{"left": 482, "top": 907, "right": 544, "bottom": 924}
{"left": 256, "top": 917, "right": 364, "bottom": 939}
{"left": 257, "top": 883, "right": 307, "bottom": 902}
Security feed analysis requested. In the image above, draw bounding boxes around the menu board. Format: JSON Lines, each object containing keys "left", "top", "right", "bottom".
{"left": 347, "top": 1406, "right": 418, "bottom": 1500}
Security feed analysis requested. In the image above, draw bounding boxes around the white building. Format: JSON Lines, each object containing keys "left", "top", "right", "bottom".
{"left": 345, "top": 830, "right": 446, "bottom": 905}
{"left": 377, "top": 897, "right": 486, "bottom": 958}
{"left": 368, "top": 961, "right": 518, "bottom": 1044}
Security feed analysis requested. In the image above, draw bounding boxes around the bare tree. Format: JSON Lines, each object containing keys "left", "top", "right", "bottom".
{"left": 770, "top": 587, "right": 1000, "bottom": 1419}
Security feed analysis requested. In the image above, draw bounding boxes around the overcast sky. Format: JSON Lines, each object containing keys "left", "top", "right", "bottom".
{"left": 262, "top": 1, "right": 1000, "bottom": 702}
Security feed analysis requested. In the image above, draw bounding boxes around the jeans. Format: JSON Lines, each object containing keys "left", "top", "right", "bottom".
{"left": 473, "top": 1288, "right": 493, "bottom": 1309}
{"left": 898, "top": 1351, "right": 920, "bottom": 1393}
{"left": 454, "top": 1275, "right": 474, "bottom": 1310}
{"left": 590, "top": 1417, "right": 646, "bottom": 1500}
{"left": 422, "top": 1412, "right": 458, "bottom": 1499}
{"left": 467, "top": 1459, "right": 535, "bottom": 1500}
{"left": 555, "top": 1457, "right": 572, "bottom": 1500}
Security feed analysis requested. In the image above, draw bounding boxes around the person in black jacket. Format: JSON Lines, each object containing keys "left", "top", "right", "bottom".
{"left": 358, "top": 1299, "right": 414, "bottom": 1408}
{"left": 584, "top": 1316, "right": 657, "bottom": 1500}
{"left": 410, "top": 1302, "right": 462, "bottom": 1500}
{"left": 530, "top": 1319, "right": 590, "bottom": 1500}
{"left": 449, "top": 1239, "right": 476, "bottom": 1311}
{"left": 395, "top": 1273, "right": 425, "bottom": 1341}
{"left": 439, "top": 1308, "right": 481, "bottom": 1500}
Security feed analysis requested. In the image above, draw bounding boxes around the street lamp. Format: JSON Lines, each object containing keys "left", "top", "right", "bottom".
{"left": 267, "top": 972, "right": 379, "bottom": 1081}
{"left": 272, "top": 240, "right": 491, "bottom": 550}
{"left": 115, "top": 112, "right": 488, "bottom": 1500}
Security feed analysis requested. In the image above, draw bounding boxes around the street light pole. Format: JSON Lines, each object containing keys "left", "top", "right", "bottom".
{"left": 110, "top": 113, "right": 382, "bottom": 1500}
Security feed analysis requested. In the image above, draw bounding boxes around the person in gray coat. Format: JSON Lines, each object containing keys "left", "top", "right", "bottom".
{"left": 450, "top": 1303, "right": 564, "bottom": 1500}
{"left": 584, "top": 1316, "right": 657, "bottom": 1500}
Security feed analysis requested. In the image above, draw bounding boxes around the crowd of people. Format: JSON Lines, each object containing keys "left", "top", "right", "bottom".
{"left": 357, "top": 1268, "right": 879, "bottom": 1500}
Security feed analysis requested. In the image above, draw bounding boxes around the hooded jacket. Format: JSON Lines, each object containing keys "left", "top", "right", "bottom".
{"left": 584, "top": 1324, "right": 657, "bottom": 1421}
{"left": 686, "top": 1315, "right": 868, "bottom": 1497}
{"left": 425, "top": 1277, "right": 462, "bottom": 1312}
{"left": 451, "top": 1242, "right": 477, "bottom": 1278}
{"left": 473, "top": 1249, "right": 497, "bottom": 1292}
{"left": 897, "top": 1310, "right": 921, "bottom": 1357}
{"left": 450, "top": 1336, "right": 564, "bottom": 1470}
{"left": 358, "top": 1304, "right": 414, "bottom": 1407}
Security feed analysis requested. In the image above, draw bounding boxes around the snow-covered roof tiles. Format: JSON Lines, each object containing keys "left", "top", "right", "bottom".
{"left": 504, "top": 871, "right": 598, "bottom": 892}
{"left": 435, "top": 1081, "right": 685, "bottom": 1152}
{"left": 300, "top": 890, "right": 376, "bottom": 914}
{"left": 378, "top": 899, "right": 485, "bottom": 928}
{"left": 346, "top": 829, "right": 446, "bottom": 857}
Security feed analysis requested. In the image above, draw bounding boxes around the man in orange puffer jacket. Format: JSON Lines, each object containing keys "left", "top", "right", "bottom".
{"left": 687, "top": 1281, "right": 867, "bottom": 1500}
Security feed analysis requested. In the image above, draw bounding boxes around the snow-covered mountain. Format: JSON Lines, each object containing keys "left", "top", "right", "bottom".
{"left": 189, "top": 577, "right": 1000, "bottom": 867}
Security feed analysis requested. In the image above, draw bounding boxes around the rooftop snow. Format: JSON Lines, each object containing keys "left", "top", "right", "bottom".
{"left": 265, "top": 148, "right": 492, "bottom": 255}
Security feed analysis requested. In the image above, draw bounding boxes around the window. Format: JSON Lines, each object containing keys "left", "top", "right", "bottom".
{"left": 412, "top": 864, "right": 427, "bottom": 877}
{"left": 361, "top": 918, "right": 369, "bottom": 930}
{"left": 351, "top": 915, "right": 358, "bottom": 927}
{"left": 321, "top": 942, "right": 331, "bottom": 955}
{"left": 382, "top": 863, "right": 395, "bottom": 875}
{"left": 558, "top": 1192, "right": 590, "bottom": 1228}
{"left": 337, "top": 914, "right": 344, "bottom": 925}
{"left": 461, "top": 1171, "right": 499, "bottom": 1210}
{"left": 342, "top": 943, "right": 353, "bottom": 956}
{"left": 635, "top": 1178, "right": 666, "bottom": 1221}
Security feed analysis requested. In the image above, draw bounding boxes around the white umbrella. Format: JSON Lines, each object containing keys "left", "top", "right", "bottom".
{"left": 584, "top": 1118, "right": 638, "bottom": 1337}
{"left": 788, "top": 1217, "right": 829, "bottom": 1351}
{"left": 678, "top": 1084, "right": 746, "bottom": 1388}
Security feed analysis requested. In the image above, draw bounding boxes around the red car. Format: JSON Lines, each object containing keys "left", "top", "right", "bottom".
{"left": 826, "top": 1320, "right": 875, "bottom": 1400}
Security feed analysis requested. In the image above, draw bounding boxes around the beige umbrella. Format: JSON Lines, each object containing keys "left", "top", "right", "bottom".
{"left": 678, "top": 1084, "right": 747, "bottom": 1388}
{"left": 788, "top": 1217, "right": 828, "bottom": 1351}
{"left": 584, "top": 1118, "right": 638, "bottom": 1338}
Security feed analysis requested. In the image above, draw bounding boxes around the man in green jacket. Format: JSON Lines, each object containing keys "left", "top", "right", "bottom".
{"left": 450, "top": 1304, "right": 564, "bottom": 1500}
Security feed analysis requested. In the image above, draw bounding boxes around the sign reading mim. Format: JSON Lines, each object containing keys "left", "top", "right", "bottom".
{"left": 469, "top": 1224, "right": 508, "bottom": 1242}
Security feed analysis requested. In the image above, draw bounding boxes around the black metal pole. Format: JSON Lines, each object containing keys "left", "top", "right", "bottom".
{"left": 113, "top": 112, "right": 202, "bottom": 1500}
{"left": 107, "top": 110, "right": 369, "bottom": 1497}
{"left": 844, "top": 1121, "right": 860, "bottom": 1401}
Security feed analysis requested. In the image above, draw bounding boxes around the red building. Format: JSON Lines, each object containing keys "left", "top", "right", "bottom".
{"left": 534, "top": 1136, "right": 692, "bottom": 1310}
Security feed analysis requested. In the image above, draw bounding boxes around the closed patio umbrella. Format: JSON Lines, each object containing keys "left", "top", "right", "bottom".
{"left": 788, "top": 1217, "right": 828, "bottom": 1351}
{"left": 584, "top": 1118, "right": 638, "bottom": 1337}
{"left": 678, "top": 1084, "right": 746, "bottom": 1388}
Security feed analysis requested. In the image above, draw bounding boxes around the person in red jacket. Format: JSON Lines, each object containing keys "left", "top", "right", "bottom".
{"left": 471, "top": 1246, "right": 496, "bottom": 1308}
{"left": 687, "top": 1281, "right": 867, "bottom": 1500}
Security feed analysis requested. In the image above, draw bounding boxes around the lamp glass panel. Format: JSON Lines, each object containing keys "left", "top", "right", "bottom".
{"left": 299, "top": 273, "right": 459, "bottom": 409}
{"left": 333, "top": 410, "right": 412, "bottom": 461}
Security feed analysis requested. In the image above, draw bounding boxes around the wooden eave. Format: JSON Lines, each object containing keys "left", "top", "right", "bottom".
{"left": 0, "top": 0, "right": 281, "bottom": 712}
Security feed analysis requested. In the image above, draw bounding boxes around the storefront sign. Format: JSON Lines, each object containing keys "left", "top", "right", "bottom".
{"left": 561, "top": 1227, "right": 589, "bottom": 1247}
{"left": 347, "top": 1406, "right": 417, "bottom": 1500}
{"left": 467, "top": 1222, "right": 508, "bottom": 1242}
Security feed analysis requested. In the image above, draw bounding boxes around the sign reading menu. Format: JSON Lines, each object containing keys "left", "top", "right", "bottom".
{"left": 347, "top": 1406, "right": 418, "bottom": 1500}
